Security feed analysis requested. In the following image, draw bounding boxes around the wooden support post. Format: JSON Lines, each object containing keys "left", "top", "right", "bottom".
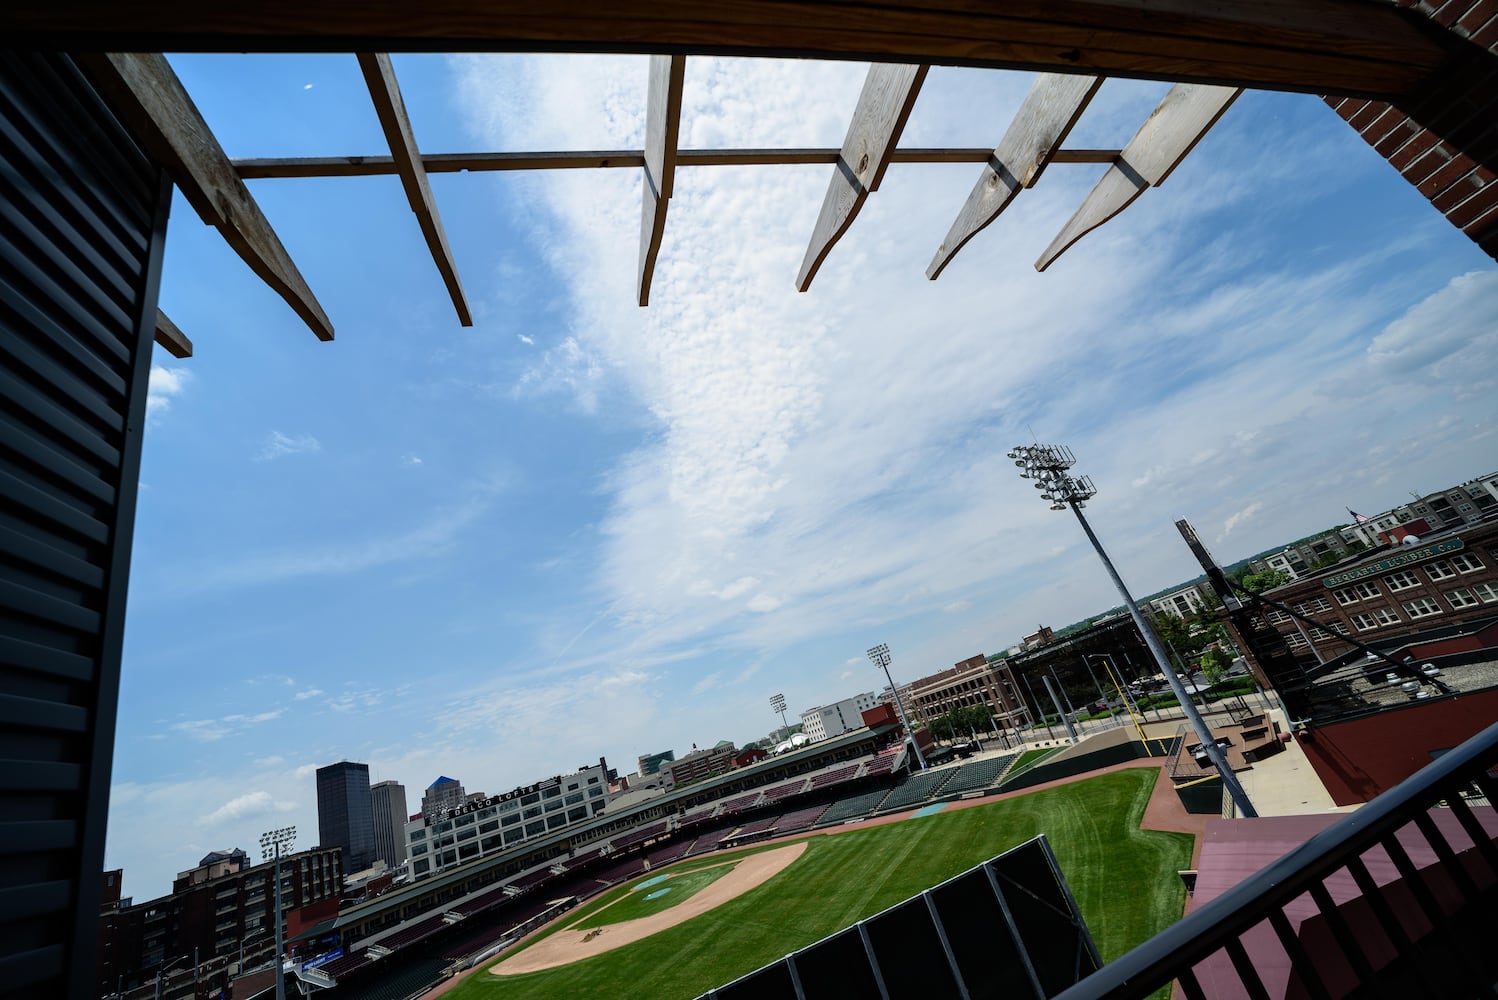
{"left": 927, "top": 73, "right": 1102, "bottom": 280}
{"left": 797, "top": 63, "right": 927, "bottom": 292}
{"left": 358, "top": 52, "right": 472, "bottom": 325}
{"left": 1037, "top": 84, "right": 1241, "bottom": 272}
{"left": 638, "top": 55, "right": 685, "bottom": 307}
{"left": 77, "top": 53, "right": 335, "bottom": 341}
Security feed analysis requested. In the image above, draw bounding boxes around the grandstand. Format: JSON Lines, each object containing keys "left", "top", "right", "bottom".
{"left": 773, "top": 803, "right": 829, "bottom": 834}
{"left": 716, "top": 790, "right": 764, "bottom": 815}
{"left": 761, "top": 778, "right": 809, "bottom": 803}
{"left": 818, "top": 788, "right": 895, "bottom": 824}
{"left": 607, "top": 818, "right": 672, "bottom": 852}
{"left": 806, "top": 762, "right": 861, "bottom": 790}
{"left": 937, "top": 753, "right": 1019, "bottom": 795}
{"left": 876, "top": 769, "right": 955, "bottom": 812}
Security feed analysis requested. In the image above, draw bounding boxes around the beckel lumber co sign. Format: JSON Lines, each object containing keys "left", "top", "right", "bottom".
{"left": 1322, "top": 538, "right": 1464, "bottom": 588}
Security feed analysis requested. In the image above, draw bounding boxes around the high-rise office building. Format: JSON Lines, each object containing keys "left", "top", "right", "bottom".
{"left": 420, "top": 775, "right": 466, "bottom": 817}
{"left": 370, "top": 779, "right": 409, "bottom": 870}
{"left": 315, "top": 761, "right": 375, "bottom": 874}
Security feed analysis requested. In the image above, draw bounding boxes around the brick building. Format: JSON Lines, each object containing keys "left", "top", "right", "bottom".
{"left": 906, "top": 655, "right": 1029, "bottom": 732}
{"left": 95, "top": 846, "right": 342, "bottom": 997}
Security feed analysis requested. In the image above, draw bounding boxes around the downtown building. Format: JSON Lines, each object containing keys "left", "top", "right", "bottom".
{"left": 370, "top": 780, "right": 409, "bottom": 871}
{"left": 316, "top": 761, "right": 376, "bottom": 875}
{"left": 905, "top": 655, "right": 1030, "bottom": 733}
{"left": 404, "top": 759, "right": 614, "bottom": 879}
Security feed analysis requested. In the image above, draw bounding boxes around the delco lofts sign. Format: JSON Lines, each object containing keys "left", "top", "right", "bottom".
{"left": 1322, "top": 538, "right": 1464, "bottom": 588}
{"left": 435, "top": 775, "right": 563, "bottom": 822}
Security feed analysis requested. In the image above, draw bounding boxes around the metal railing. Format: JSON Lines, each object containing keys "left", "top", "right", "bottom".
{"left": 1054, "top": 719, "right": 1498, "bottom": 1000}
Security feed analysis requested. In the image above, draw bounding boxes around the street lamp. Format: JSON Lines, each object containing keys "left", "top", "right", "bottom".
{"left": 867, "top": 643, "right": 928, "bottom": 770}
{"left": 1008, "top": 444, "right": 1257, "bottom": 817}
{"left": 260, "top": 825, "right": 296, "bottom": 1000}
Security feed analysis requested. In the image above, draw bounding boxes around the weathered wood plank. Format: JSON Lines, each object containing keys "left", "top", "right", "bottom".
{"left": 152, "top": 309, "right": 191, "bottom": 359}
{"left": 12, "top": 2, "right": 1448, "bottom": 99}
{"left": 1037, "top": 84, "right": 1241, "bottom": 272}
{"left": 357, "top": 52, "right": 471, "bottom": 326}
{"left": 797, "top": 63, "right": 928, "bottom": 292}
{"left": 927, "top": 73, "right": 1101, "bottom": 280}
{"left": 638, "top": 55, "right": 685, "bottom": 307}
{"left": 233, "top": 147, "right": 1120, "bottom": 179}
{"left": 77, "top": 53, "right": 334, "bottom": 341}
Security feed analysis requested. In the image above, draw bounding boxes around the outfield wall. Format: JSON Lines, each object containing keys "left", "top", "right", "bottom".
{"left": 998, "top": 736, "right": 1151, "bottom": 793}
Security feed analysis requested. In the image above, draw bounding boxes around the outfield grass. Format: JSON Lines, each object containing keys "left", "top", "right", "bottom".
{"left": 444, "top": 768, "right": 1189, "bottom": 1000}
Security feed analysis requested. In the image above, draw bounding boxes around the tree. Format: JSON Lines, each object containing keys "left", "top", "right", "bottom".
{"left": 1198, "top": 646, "right": 1234, "bottom": 685}
{"left": 1240, "top": 568, "right": 1290, "bottom": 593}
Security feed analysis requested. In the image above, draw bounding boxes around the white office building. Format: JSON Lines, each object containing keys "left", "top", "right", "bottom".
{"left": 405, "top": 758, "right": 613, "bottom": 878}
{"left": 800, "top": 692, "right": 881, "bottom": 742}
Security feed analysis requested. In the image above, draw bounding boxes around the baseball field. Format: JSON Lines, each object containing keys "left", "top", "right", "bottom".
{"left": 439, "top": 767, "right": 1191, "bottom": 999}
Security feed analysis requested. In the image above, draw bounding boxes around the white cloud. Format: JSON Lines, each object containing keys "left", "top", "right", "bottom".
{"left": 147, "top": 365, "right": 191, "bottom": 418}
{"left": 255, "top": 430, "right": 322, "bottom": 461}
{"left": 518, "top": 333, "right": 535, "bottom": 345}
{"left": 201, "top": 790, "right": 278, "bottom": 826}
{"left": 293, "top": 688, "right": 323, "bottom": 701}
{"left": 1220, "top": 502, "right": 1264, "bottom": 540}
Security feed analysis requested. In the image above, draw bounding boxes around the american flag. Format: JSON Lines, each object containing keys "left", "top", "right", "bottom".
{"left": 1348, "top": 508, "right": 1371, "bottom": 524}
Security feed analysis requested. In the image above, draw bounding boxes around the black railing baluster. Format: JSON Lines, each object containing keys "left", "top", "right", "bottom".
{"left": 1345, "top": 856, "right": 1414, "bottom": 955}
{"left": 1411, "top": 811, "right": 1480, "bottom": 901}
{"left": 1473, "top": 771, "right": 1498, "bottom": 806}
{"left": 1380, "top": 830, "right": 1493, "bottom": 993}
{"left": 1307, "top": 880, "right": 1387, "bottom": 997}
{"left": 1268, "top": 907, "right": 1332, "bottom": 1000}
{"left": 1176, "top": 966, "right": 1207, "bottom": 1000}
{"left": 1224, "top": 937, "right": 1271, "bottom": 1000}
{"left": 1445, "top": 795, "right": 1498, "bottom": 880}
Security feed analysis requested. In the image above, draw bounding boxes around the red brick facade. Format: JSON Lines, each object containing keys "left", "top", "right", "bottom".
{"left": 1326, "top": 0, "right": 1498, "bottom": 259}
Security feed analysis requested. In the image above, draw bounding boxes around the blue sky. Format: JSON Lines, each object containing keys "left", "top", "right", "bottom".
{"left": 107, "top": 53, "right": 1498, "bottom": 899}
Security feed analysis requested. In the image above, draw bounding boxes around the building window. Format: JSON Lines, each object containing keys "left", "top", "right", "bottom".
{"left": 1472, "top": 582, "right": 1498, "bottom": 603}
{"left": 1425, "top": 561, "right": 1457, "bottom": 581}
{"left": 1384, "top": 570, "right": 1421, "bottom": 591}
{"left": 1451, "top": 552, "right": 1485, "bottom": 573}
{"left": 1447, "top": 588, "right": 1480, "bottom": 609}
{"left": 1350, "top": 607, "right": 1401, "bottom": 631}
{"left": 1401, "top": 597, "right": 1442, "bottom": 619}
{"left": 1266, "top": 609, "right": 1290, "bottom": 625}
{"left": 1333, "top": 587, "right": 1365, "bottom": 606}
{"left": 1283, "top": 631, "right": 1308, "bottom": 649}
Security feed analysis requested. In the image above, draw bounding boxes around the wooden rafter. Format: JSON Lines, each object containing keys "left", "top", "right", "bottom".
{"left": 1037, "top": 84, "right": 1241, "bottom": 272}
{"left": 12, "top": 1, "right": 1448, "bottom": 100}
{"left": 927, "top": 73, "right": 1102, "bottom": 280}
{"left": 357, "top": 52, "right": 472, "bottom": 326}
{"left": 638, "top": 55, "right": 685, "bottom": 307}
{"left": 232, "top": 147, "right": 1121, "bottom": 179}
{"left": 798, "top": 63, "right": 927, "bottom": 292}
{"left": 153, "top": 309, "right": 192, "bottom": 358}
{"left": 78, "top": 53, "right": 334, "bottom": 341}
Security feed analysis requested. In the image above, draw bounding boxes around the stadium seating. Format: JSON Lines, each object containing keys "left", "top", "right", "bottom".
{"left": 645, "top": 839, "right": 693, "bottom": 867}
{"left": 717, "top": 790, "right": 764, "bottom": 815}
{"left": 683, "top": 826, "right": 733, "bottom": 855}
{"left": 807, "top": 763, "right": 860, "bottom": 789}
{"left": 334, "top": 958, "right": 450, "bottom": 1000}
{"left": 761, "top": 779, "right": 809, "bottom": 802}
{"left": 367, "top": 912, "right": 448, "bottom": 952}
{"left": 773, "top": 803, "right": 829, "bottom": 834}
{"left": 317, "top": 950, "right": 372, "bottom": 980}
{"left": 727, "top": 814, "right": 781, "bottom": 839}
{"left": 877, "top": 769, "right": 954, "bottom": 811}
{"left": 937, "top": 753, "right": 1018, "bottom": 794}
{"left": 608, "top": 818, "right": 670, "bottom": 851}
{"left": 590, "top": 855, "right": 646, "bottom": 885}
{"left": 509, "top": 866, "right": 555, "bottom": 891}
{"left": 817, "top": 788, "right": 893, "bottom": 824}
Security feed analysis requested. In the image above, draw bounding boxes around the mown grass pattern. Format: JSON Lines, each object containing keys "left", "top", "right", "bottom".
{"left": 449, "top": 769, "right": 1189, "bottom": 1000}
{"left": 572, "top": 864, "right": 737, "bottom": 930}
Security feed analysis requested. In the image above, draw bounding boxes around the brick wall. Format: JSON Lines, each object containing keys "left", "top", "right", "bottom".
{"left": 1326, "top": 0, "right": 1498, "bottom": 259}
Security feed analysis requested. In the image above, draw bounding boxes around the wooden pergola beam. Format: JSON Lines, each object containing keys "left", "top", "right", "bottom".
{"left": 12, "top": 1, "right": 1449, "bottom": 99}
{"left": 1037, "top": 83, "right": 1242, "bottom": 272}
{"left": 153, "top": 309, "right": 192, "bottom": 358}
{"left": 638, "top": 55, "right": 685, "bottom": 307}
{"left": 357, "top": 52, "right": 472, "bottom": 326}
{"left": 798, "top": 63, "right": 927, "bottom": 292}
{"left": 232, "top": 147, "right": 1122, "bottom": 179}
{"left": 77, "top": 53, "right": 334, "bottom": 341}
{"left": 927, "top": 73, "right": 1101, "bottom": 280}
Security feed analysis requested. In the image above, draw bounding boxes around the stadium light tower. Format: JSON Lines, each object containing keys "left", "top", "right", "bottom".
{"left": 770, "top": 692, "right": 790, "bottom": 733}
{"left": 867, "top": 643, "right": 928, "bottom": 771}
{"left": 1007, "top": 444, "right": 1257, "bottom": 818}
{"left": 260, "top": 825, "right": 296, "bottom": 1000}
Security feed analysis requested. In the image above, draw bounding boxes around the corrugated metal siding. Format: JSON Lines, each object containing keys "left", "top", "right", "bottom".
{"left": 0, "top": 52, "right": 169, "bottom": 998}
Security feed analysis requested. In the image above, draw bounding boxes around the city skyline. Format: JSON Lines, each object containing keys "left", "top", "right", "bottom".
{"left": 104, "top": 52, "right": 1497, "bottom": 900}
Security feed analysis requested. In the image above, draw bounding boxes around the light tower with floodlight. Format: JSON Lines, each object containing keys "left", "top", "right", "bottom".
{"left": 867, "top": 643, "right": 928, "bottom": 771}
{"left": 259, "top": 825, "right": 296, "bottom": 1000}
{"left": 1007, "top": 444, "right": 1256, "bottom": 817}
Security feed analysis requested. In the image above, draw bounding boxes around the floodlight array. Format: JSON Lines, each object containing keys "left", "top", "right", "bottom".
{"left": 1007, "top": 445, "right": 1097, "bottom": 510}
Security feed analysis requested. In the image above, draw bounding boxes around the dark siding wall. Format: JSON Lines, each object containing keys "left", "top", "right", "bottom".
{"left": 0, "top": 52, "right": 169, "bottom": 998}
